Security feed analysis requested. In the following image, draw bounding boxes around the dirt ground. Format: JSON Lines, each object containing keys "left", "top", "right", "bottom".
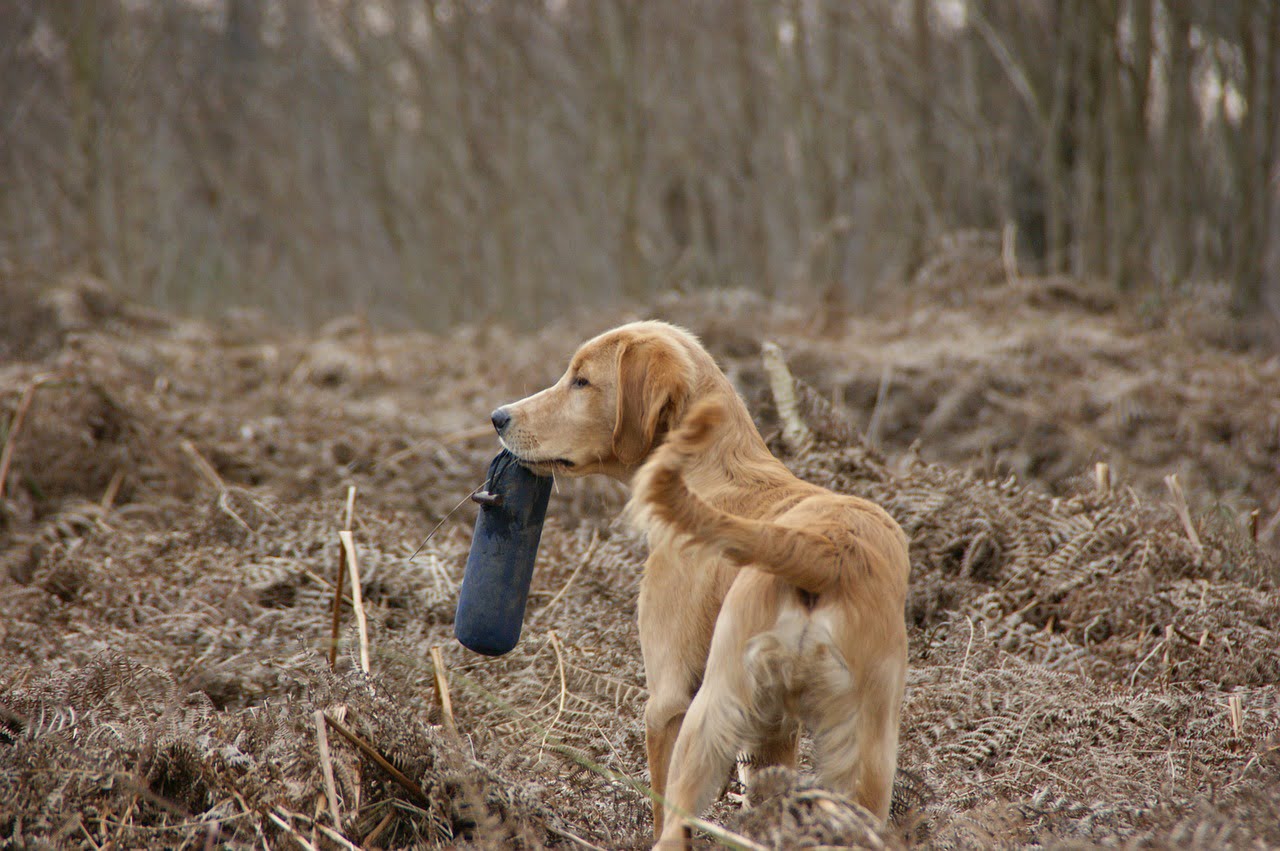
{"left": 2, "top": 249, "right": 1279, "bottom": 849}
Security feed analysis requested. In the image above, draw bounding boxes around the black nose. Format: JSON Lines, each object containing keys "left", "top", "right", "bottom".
{"left": 491, "top": 408, "right": 512, "bottom": 433}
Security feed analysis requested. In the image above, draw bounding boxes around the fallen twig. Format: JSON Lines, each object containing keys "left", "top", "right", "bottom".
{"left": 362, "top": 811, "right": 395, "bottom": 847}
{"left": 546, "top": 823, "right": 610, "bottom": 851}
{"left": 275, "top": 807, "right": 362, "bottom": 851}
{"left": 322, "top": 713, "right": 431, "bottom": 806}
{"left": 313, "top": 709, "right": 342, "bottom": 827}
{"left": 266, "top": 809, "right": 319, "bottom": 851}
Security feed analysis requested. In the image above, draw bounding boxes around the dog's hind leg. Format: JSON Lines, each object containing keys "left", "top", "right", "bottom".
{"left": 808, "top": 655, "right": 904, "bottom": 823}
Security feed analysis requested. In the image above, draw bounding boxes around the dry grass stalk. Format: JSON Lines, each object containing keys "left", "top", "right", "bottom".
{"left": 545, "top": 824, "right": 610, "bottom": 851}
{"left": 343, "top": 485, "right": 356, "bottom": 531}
{"left": 99, "top": 468, "right": 125, "bottom": 513}
{"left": 866, "top": 363, "right": 894, "bottom": 449}
{"left": 276, "top": 807, "right": 361, "bottom": 851}
{"left": 429, "top": 645, "right": 459, "bottom": 742}
{"left": 180, "top": 439, "right": 226, "bottom": 492}
{"left": 0, "top": 373, "right": 55, "bottom": 504}
{"left": 958, "top": 615, "right": 977, "bottom": 676}
{"left": 110, "top": 796, "right": 138, "bottom": 849}
{"left": 539, "top": 630, "right": 569, "bottom": 757}
{"left": 1228, "top": 695, "right": 1244, "bottom": 736}
{"left": 327, "top": 546, "right": 347, "bottom": 671}
{"left": 322, "top": 713, "right": 431, "bottom": 806}
{"left": 1163, "top": 474, "right": 1203, "bottom": 556}
{"left": 1094, "top": 462, "right": 1111, "bottom": 494}
{"left": 762, "top": 341, "right": 812, "bottom": 452}
{"left": 326, "top": 486, "right": 360, "bottom": 671}
{"left": 312, "top": 709, "right": 342, "bottom": 827}
{"left": 73, "top": 816, "right": 100, "bottom": 851}
{"left": 312, "top": 820, "right": 361, "bottom": 851}
{"left": 181, "top": 438, "right": 258, "bottom": 534}
{"left": 266, "top": 809, "right": 319, "bottom": 851}
{"left": 339, "top": 530, "right": 371, "bottom": 673}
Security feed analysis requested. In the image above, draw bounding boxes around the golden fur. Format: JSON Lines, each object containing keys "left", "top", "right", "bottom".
{"left": 493, "top": 321, "right": 909, "bottom": 848}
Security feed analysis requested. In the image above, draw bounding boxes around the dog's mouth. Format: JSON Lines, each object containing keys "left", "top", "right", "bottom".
{"left": 515, "top": 457, "right": 576, "bottom": 477}
{"left": 527, "top": 457, "right": 574, "bottom": 471}
{"left": 498, "top": 440, "right": 575, "bottom": 473}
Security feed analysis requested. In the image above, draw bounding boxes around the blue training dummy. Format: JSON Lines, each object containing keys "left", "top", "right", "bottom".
{"left": 454, "top": 449, "right": 553, "bottom": 656}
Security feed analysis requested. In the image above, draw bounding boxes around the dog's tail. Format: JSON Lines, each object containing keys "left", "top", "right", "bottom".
{"left": 637, "top": 400, "right": 837, "bottom": 595}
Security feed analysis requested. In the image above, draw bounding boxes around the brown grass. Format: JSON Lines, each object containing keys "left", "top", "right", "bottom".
{"left": 1, "top": 260, "right": 1277, "bottom": 848}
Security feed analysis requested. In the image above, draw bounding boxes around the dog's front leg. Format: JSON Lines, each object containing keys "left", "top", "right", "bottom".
{"left": 638, "top": 549, "right": 719, "bottom": 839}
{"left": 654, "top": 681, "right": 746, "bottom": 850}
{"left": 640, "top": 617, "right": 702, "bottom": 838}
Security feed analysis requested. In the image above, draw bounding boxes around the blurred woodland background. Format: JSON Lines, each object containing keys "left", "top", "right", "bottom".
{"left": 2, "top": 0, "right": 1278, "bottom": 329}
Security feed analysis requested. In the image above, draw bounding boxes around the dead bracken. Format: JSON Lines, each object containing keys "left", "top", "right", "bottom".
{"left": 1, "top": 258, "right": 1278, "bottom": 849}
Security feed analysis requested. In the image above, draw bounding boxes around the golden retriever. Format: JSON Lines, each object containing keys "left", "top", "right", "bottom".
{"left": 492, "top": 320, "right": 909, "bottom": 847}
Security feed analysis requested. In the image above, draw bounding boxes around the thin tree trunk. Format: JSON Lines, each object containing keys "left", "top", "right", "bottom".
{"left": 61, "top": 0, "right": 107, "bottom": 279}
{"left": 1112, "top": 0, "right": 1152, "bottom": 290}
{"left": 1075, "top": 1, "right": 1110, "bottom": 279}
{"left": 1163, "top": 0, "right": 1195, "bottom": 284}
{"left": 1045, "top": 0, "right": 1076, "bottom": 275}
{"left": 1232, "top": 0, "right": 1280, "bottom": 313}
{"left": 912, "top": 0, "right": 936, "bottom": 265}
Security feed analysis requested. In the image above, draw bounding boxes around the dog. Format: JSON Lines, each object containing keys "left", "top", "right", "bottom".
{"left": 491, "top": 320, "right": 909, "bottom": 847}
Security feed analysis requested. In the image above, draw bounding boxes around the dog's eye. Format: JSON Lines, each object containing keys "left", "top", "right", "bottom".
{"left": 571, "top": 376, "right": 590, "bottom": 389}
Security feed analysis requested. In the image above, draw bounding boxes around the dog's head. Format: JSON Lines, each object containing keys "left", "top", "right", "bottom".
{"left": 491, "top": 321, "right": 697, "bottom": 479}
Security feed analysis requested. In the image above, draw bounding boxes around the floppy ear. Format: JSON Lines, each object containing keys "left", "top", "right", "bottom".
{"left": 612, "top": 337, "right": 690, "bottom": 466}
